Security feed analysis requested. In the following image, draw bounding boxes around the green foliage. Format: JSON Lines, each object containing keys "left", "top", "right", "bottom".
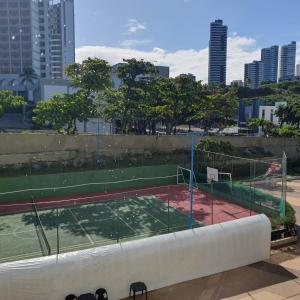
{"left": 0, "top": 90, "right": 25, "bottom": 119}
{"left": 101, "top": 60, "right": 238, "bottom": 135}
{"left": 19, "top": 67, "right": 38, "bottom": 88}
{"left": 276, "top": 102, "right": 300, "bottom": 127}
{"left": 117, "top": 58, "right": 157, "bottom": 86}
{"left": 196, "top": 139, "right": 239, "bottom": 155}
{"left": 270, "top": 125, "right": 300, "bottom": 137}
{"left": 237, "top": 86, "right": 275, "bottom": 100}
{"left": 101, "top": 59, "right": 157, "bottom": 134}
{"left": 33, "top": 92, "right": 97, "bottom": 134}
{"left": 241, "top": 81, "right": 300, "bottom": 105}
{"left": 271, "top": 202, "right": 296, "bottom": 228}
{"left": 65, "top": 57, "right": 112, "bottom": 93}
{"left": 197, "top": 90, "right": 238, "bottom": 130}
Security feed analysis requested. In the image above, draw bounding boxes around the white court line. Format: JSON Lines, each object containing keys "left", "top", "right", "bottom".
{"left": 131, "top": 197, "right": 168, "bottom": 227}
{"left": 68, "top": 209, "right": 94, "bottom": 245}
{"left": 103, "top": 203, "right": 136, "bottom": 234}
{"left": 0, "top": 229, "right": 36, "bottom": 236}
{"left": 0, "top": 250, "right": 44, "bottom": 263}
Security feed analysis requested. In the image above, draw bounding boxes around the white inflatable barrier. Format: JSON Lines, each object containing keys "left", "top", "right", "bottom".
{"left": 0, "top": 214, "right": 271, "bottom": 300}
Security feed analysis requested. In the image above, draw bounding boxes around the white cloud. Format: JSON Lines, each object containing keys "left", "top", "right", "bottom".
{"left": 76, "top": 37, "right": 300, "bottom": 83}
{"left": 126, "top": 18, "right": 146, "bottom": 34}
{"left": 120, "top": 39, "right": 152, "bottom": 48}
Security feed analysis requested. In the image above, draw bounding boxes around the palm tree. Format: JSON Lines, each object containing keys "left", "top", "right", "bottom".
{"left": 19, "top": 67, "right": 38, "bottom": 102}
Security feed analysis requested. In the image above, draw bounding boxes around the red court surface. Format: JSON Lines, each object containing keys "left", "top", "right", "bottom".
{"left": 0, "top": 184, "right": 253, "bottom": 226}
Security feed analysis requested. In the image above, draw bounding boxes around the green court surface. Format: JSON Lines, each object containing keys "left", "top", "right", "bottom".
{"left": 0, "top": 196, "right": 202, "bottom": 263}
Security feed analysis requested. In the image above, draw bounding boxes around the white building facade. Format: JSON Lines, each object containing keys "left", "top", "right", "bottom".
{"left": 258, "top": 101, "right": 287, "bottom": 135}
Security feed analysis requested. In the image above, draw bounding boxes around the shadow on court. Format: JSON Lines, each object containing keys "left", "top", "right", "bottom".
{"left": 0, "top": 196, "right": 202, "bottom": 262}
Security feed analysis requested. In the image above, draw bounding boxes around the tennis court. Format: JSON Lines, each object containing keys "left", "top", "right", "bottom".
{"left": 0, "top": 158, "right": 284, "bottom": 264}
{"left": 0, "top": 185, "right": 205, "bottom": 263}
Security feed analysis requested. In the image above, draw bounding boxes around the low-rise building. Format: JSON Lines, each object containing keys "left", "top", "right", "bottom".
{"left": 239, "top": 100, "right": 287, "bottom": 135}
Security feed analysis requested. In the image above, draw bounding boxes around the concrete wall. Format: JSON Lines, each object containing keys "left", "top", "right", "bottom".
{"left": 0, "top": 134, "right": 299, "bottom": 165}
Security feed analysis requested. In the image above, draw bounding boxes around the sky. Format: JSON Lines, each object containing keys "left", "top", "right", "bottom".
{"left": 74, "top": 0, "right": 300, "bottom": 83}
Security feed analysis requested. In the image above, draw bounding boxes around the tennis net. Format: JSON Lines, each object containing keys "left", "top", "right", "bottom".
{"left": 32, "top": 200, "right": 51, "bottom": 256}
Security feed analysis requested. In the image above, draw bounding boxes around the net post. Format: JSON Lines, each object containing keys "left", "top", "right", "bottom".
{"left": 211, "top": 182, "right": 214, "bottom": 224}
{"left": 56, "top": 207, "right": 60, "bottom": 256}
{"left": 189, "top": 132, "right": 195, "bottom": 229}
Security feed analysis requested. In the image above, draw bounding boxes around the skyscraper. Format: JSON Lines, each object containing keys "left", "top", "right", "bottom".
{"left": 279, "top": 41, "right": 296, "bottom": 80}
{"left": 208, "top": 19, "right": 228, "bottom": 84}
{"left": 296, "top": 63, "right": 300, "bottom": 77}
{"left": 0, "top": 0, "right": 41, "bottom": 76}
{"left": 261, "top": 45, "right": 279, "bottom": 83}
{"left": 48, "top": 0, "right": 75, "bottom": 79}
{"left": 244, "top": 61, "right": 264, "bottom": 89}
{"left": 0, "top": 0, "right": 75, "bottom": 84}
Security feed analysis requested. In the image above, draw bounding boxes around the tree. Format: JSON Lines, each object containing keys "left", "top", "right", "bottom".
{"left": 149, "top": 77, "right": 179, "bottom": 135}
{"left": 0, "top": 90, "right": 25, "bottom": 119}
{"left": 276, "top": 102, "right": 300, "bottom": 128}
{"left": 140, "top": 76, "right": 205, "bottom": 135}
{"left": 19, "top": 67, "right": 38, "bottom": 101}
{"left": 270, "top": 125, "right": 300, "bottom": 137}
{"left": 246, "top": 118, "right": 275, "bottom": 136}
{"left": 65, "top": 57, "right": 112, "bottom": 94}
{"left": 101, "top": 59, "right": 157, "bottom": 134}
{"left": 194, "top": 90, "right": 238, "bottom": 132}
{"left": 65, "top": 58, "right": 112, "bottom": 132}
{"left": 33, "top": 92, "right": 97, "bottom": 134}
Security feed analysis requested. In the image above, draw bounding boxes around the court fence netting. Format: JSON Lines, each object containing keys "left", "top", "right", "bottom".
{"left": 195, "top": 149, "right": 287, "bottom": 221}
{"left": 0, "top": 142, "right": 289, "bottom": 262}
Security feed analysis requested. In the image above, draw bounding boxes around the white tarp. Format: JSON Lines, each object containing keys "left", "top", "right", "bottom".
{"left": 0, "top": 214, "right": 271, "bottom": 300}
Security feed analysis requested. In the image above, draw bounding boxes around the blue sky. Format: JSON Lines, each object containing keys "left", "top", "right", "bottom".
{"left": 74, "top": 0, "right": 300, "bottom": 82}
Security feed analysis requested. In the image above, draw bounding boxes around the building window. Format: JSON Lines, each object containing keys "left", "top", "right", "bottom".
{"left": 262, "top": 109, "right": 265, "bottom": 120}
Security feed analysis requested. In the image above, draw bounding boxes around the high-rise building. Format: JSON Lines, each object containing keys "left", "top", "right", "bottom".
{"left": 0, "top": 0, "right": 41, "bottom": 76}
{"left": 261, "top": 45, "right": 279, "bottom": 83}
{"left": 208, "top": 19, "right": 228, "bottom": 84}
{"left": 244, "top": 61, "right": 264, "bottom": 89}
{"left": 296, "top": 63, "right": 300, "bottom": 77}
{"left": 0, "top": 0, "right": 75, "bottom": 93}
{"left": 48, "top": 0, "right": 75, "bottom": 79}
{"left": 279, "top": 41, "right": 296, "bottom": 80}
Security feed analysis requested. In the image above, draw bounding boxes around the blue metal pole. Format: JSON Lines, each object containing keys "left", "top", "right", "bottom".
{"left": 189, "top": 132, "right": 195, "bottom": 229}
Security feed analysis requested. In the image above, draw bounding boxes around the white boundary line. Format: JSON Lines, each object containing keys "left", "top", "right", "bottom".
{"left": 103, "top": 202, "right": 136, "bottom": 234}
{"left": 68, "top": 209, "right": 94, "bottom": 245}
{"left": 0, "top": 228, "right": 36, "bottom": 236}
{"left": 0, "top": 183, "right": 180, "bottom": 209}
{"left": 0, "top": 175, "right": 178, "bottom": 196}
{"left": 130, "top": 197, "right": 168, "bottom": 227}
